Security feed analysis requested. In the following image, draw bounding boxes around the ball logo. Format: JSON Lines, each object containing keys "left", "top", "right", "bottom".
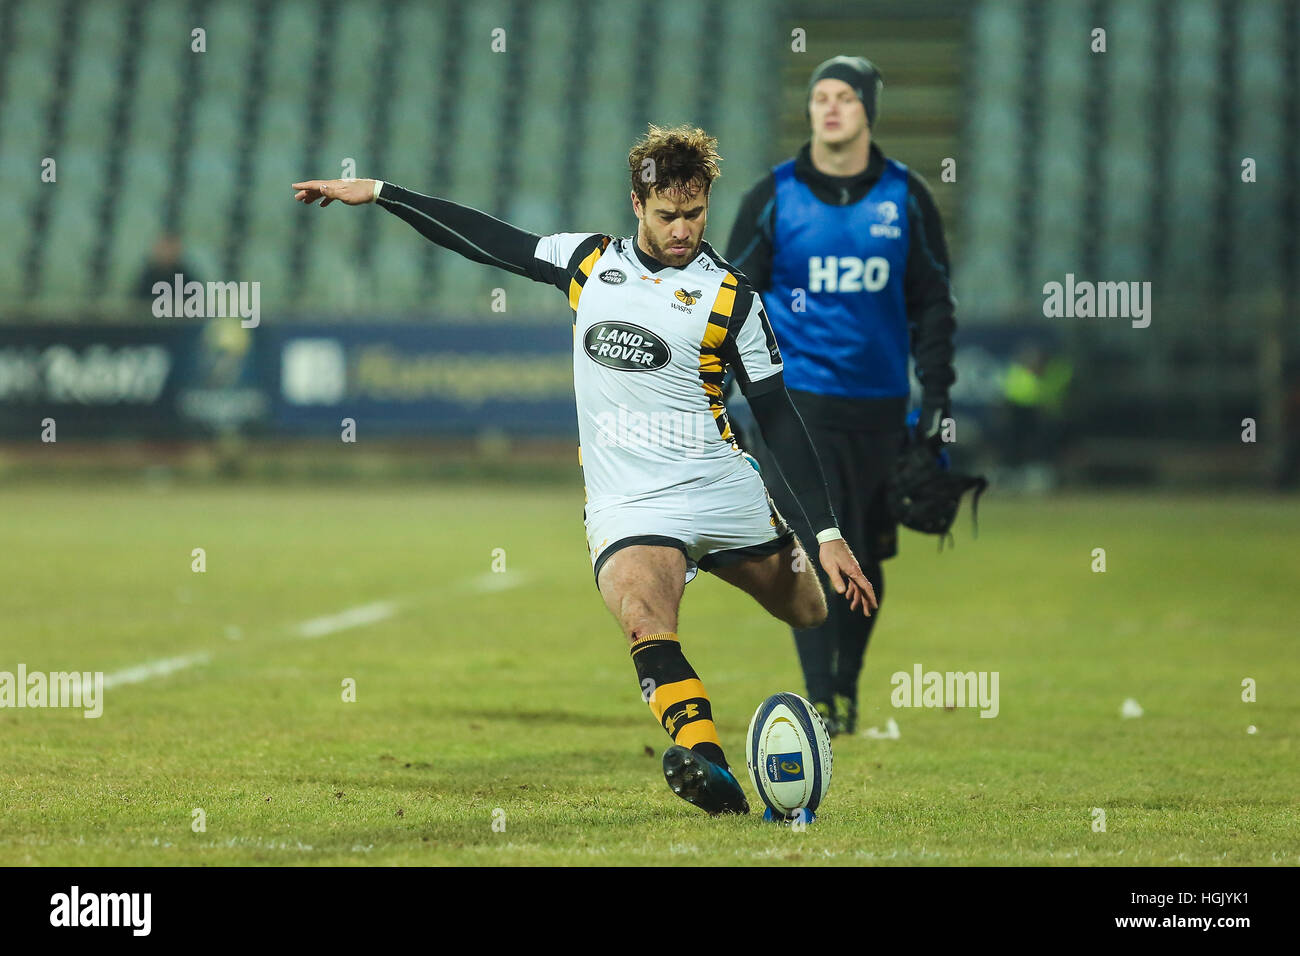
{"left": 766, "top": 751, "right": 806, "bottom": 782}
{"left": 584, "top": 321, "right": 671, "bottom": 371}
{"left": 747, "top": 693, "right": 832, "bottom": 819}
{"left": 598, "top": 268, "right": 626, "bottom": 285}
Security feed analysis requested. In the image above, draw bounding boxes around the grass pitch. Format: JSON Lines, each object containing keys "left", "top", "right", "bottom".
{"left": 1, "top": 481, "right": 1296, "bottom": 866}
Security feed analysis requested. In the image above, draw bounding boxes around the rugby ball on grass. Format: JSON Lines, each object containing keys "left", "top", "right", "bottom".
{"left": 746, "top": 692, "right": 833, "bottom": 820}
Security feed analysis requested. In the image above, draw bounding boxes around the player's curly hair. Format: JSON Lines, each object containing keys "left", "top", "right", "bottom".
{"left": 628, "top": 124, "right": 722, "bottom": 204}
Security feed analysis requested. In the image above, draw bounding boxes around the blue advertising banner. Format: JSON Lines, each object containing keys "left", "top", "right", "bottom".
{"left": 0, "top": 319, "right": 1058, "bottom": 442}
{"left": 0, "top": 322, "right": 269, "bottom": 439}
{"left": 0, "top": 319, "right": 576, "bottom": 439}
{"left": 267, "top": 322, "right": 576, "bottom": 436}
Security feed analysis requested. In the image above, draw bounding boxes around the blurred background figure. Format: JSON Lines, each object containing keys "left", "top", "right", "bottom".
{"left": 1277, "top": 355, "right": 1300, "bottom": 490}
{"left": 998, "top": 344, "right": 1073, "bottom": 492}
{"left": 135, "top": 233, "right": 199, "bottom": 303}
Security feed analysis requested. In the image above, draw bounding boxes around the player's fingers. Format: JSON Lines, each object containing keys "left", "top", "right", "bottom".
{"left": 291, "top": 181, "right": 322, "bottom": 191}
{"left": 824, "top": 561, "right": 846, "bottom": 595}
{"left": 845, "top": 561, "right": 878, "bottom": 611}
{"left": 855, "top": 573, "right": 878, "bottom": 612}
{"left": 850, "top": 581, "right": 871, "bottom": 617}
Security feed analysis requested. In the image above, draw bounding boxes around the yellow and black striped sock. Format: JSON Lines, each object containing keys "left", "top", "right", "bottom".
{"left": 629, "top": 632, "right": 727, "bottom": 768}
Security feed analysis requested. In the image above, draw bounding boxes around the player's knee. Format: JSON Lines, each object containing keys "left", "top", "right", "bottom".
{"left": 619, "top": 597, "right": 674, "bottom": 641}
{"left": 792, "top": 602, "right": 828, "bottom": 630}
{"left": 787, "top": 586, "right": 827, "bottom": 629}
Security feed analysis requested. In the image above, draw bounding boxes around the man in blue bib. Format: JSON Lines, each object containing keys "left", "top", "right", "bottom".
{"left": 726, "top": 55, "right": 957, "bottom": 735}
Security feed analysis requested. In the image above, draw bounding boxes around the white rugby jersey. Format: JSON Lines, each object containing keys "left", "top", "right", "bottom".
{"left": 532, "top": 233, "right": 785, "bottom": 506}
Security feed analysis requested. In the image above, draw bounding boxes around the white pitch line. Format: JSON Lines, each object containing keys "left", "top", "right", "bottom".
{"left": 101, "top": 651, "right": 213, "bottom": 689}
{"left": 295, "top": 600, "right": 400, "bottom": 639}
{"left": 95, "top": 581, "right": 511, "bottom": 691}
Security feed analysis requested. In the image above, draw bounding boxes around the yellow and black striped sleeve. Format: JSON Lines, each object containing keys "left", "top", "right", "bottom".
{"left": 697, "top": 271, "right": 740, "bottom": 441}
{"left": 718, "top": 277, "right": 784, "bottom": 398}
{"left": 561, "top": 234, "right": 612, "bottom": 309}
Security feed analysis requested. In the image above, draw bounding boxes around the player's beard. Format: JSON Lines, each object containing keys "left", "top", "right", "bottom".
{"left": 644, "top": 230, "right": 699, "bottom": 268}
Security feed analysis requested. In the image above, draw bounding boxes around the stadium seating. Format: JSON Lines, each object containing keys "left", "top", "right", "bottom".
{"left": 956, "top": 0, "right": 1297, "bottom": 334}
{"left": 0, "top": 0, "right": 780, "bottom": 318}
{"left": 1, "top": 0, "right": 1293, "bottom": 354}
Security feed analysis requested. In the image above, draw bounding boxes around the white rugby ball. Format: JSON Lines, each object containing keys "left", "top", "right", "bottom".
{"left": 746, "top": 692, "right": 833, "bottom": 819}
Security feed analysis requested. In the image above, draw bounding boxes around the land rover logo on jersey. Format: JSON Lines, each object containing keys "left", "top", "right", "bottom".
{"left": 674, "top": 288, "right": 702, "bottom": 306}
{"left": 598, "top": 268, "right": 626, "bottom": 285}
{"left": 584, "top": 321, "right": 671, "bottom": 371}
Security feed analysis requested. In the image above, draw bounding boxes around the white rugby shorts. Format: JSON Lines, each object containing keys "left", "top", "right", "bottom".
{"left": 585, "top": 464, "right": 795, "bottom": 586}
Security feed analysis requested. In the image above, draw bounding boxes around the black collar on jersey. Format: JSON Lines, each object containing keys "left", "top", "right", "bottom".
{"left": 793, "top": 140, "right": 887, "bottom": 207}
{"left": 631, "top": 233, "right": 681, "bottom": 274}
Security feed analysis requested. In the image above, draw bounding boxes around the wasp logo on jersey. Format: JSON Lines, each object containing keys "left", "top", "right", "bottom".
{"left": 584, "top": 321, "right": 672, "bottom": 371}
{"left": 674, "top": 288, "right": 702, "bottom": 306}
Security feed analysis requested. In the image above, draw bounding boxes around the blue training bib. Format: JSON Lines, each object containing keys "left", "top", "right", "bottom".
{"left": 765, "top": 158, "right": 912, "bottom": 399}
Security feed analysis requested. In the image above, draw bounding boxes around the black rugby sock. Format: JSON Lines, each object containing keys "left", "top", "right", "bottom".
{"left": 629, "top": 632, "right": 727, "bottom": 768}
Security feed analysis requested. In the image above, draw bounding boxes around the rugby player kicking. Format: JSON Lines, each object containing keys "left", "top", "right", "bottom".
{"left": 291, "top": 125, "right": 877, "bottom": 816}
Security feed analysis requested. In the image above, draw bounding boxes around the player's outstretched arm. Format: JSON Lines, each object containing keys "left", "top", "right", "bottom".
{"left": 291, "top": 178, "right": 548, "bottom": 281}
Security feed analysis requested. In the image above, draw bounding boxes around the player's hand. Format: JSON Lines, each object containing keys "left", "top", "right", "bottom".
{"left": 291, "top": 179, "right": 377, "bottom": 207}
{"left": 818, "top": 538, "right": 878, "bottom": 617}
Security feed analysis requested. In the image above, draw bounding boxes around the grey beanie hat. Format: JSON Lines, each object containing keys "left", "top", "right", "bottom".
{"left": 807, "top": 55, "right": 883, "bottom": 128}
